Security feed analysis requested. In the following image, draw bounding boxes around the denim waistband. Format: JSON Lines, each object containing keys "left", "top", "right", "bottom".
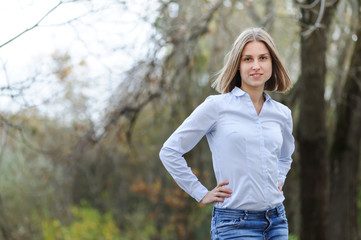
{"left": 212, "top": 204, "right": 284, "bottom": 218}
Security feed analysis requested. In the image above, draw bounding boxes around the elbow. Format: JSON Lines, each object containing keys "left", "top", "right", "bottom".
{"left": 159, "top": 146, "right": 166, "bottom": 163}
{"left": 159, "top": 146, "right": 174, "bottom": 171}
{"left": 159, "top": 146, "right": 182, "bottom": 166}
{"left": 159, "top": 146, "right": 172, "bottom": 165}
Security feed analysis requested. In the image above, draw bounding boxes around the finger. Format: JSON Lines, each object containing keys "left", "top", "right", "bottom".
{"left": 213, "top": 188, "right": 231, "bottom": 197}
{"left": 217, "top": 180, "right": 229, "bottom": 188}
{"left": 218, "top": 187, "right": 232, "bottom": 194}
{"left": 213, "top": 197, "right": 226, "bottom": 203}
{"left": 215, "top": 192, "right": 232, "bottom": 198}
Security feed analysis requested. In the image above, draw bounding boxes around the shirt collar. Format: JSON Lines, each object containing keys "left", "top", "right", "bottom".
{"left": 230, "top": 87, "right": 272, "bottom": 102}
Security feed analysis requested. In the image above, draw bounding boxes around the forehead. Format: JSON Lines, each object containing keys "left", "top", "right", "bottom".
{"left": 242, "top": 41, "right": 270, "bottom": 56}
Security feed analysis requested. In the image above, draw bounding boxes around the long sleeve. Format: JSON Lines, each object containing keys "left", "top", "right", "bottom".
{"left": 159, "top": 96, "right": 219, "bottom": 202}
{"left": 278, "top": 108, "right": 295, "bottom": 186}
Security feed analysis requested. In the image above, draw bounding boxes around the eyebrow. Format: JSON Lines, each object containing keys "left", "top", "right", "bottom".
{"left": 241, "top": 53, "right": 270, "bottom": 57}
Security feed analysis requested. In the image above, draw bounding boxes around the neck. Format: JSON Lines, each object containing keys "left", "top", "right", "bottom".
{"left": 241, "top": 86, "right": 265, "bottom": 104}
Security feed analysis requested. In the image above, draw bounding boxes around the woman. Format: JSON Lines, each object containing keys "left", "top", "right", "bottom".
{"left": 159, "top": 27, "right": 294, "bottom": 239}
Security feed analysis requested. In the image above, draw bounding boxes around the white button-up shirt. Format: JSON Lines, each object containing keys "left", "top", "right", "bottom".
{"left": 159, "top": 87, "right": 295, "bottom": 210}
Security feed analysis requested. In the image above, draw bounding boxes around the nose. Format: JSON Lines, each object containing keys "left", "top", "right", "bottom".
{"left": 252, "top": 60, "right": 260, "bottom": 70}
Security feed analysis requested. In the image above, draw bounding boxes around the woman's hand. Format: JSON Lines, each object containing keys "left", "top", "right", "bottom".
{"left": 200, "top": 180, "right": 232, "bottom": 205}
{"left": 278, "top": 181, "right": 283, "bottom": 194}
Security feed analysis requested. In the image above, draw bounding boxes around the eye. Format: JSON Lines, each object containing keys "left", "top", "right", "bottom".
{"left": 243, "top": 57, "right": 252, "bottom": 62}
{"left": 260, "top": 56, "right": 268, "bottom": 61}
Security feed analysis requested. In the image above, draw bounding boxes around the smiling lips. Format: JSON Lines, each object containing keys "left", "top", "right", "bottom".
{"left": 250, "top": 73, "right": 263, "bottom": 77}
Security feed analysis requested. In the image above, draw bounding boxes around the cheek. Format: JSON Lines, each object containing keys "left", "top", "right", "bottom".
{"left": 265, "top": 62, "right": 273, "bottom": 78}
{"left": 240, "top": 69, "right": 248, "bottom": 81}
{"left": 239, "top": 64, "right": 250, "bottom": 78}
{"left": 266, "top": 68, "right": 272, "bottom": 78}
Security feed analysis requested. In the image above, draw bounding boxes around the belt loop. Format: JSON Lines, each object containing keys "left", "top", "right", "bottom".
{"left": 276, "top": 205, "right": 281, "bottom": 216}
{"left": 243, "top": 210, "right": 248, "bottom": 220}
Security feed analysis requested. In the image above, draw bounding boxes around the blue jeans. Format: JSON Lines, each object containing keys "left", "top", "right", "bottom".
{"left": 211, "top": 204, "right": 288, "bottom": 239}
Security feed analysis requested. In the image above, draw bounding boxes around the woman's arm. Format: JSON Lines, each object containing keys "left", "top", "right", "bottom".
{"left": 278, "top": 108, "right": 295, "bottom": 186}
{"left": 159, "top": 96, "right": 219, "bottom": 202}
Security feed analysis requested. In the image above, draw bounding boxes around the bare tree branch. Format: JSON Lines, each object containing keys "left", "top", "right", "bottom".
{"left": 188, "top": 0, "right": 226, "bottom": 40}
{"left": 69, "top": 0, "right": 227, "bottom": 149}
{"left": 0, "top": 1, "right": 63, "bottom": 48}
{"left": 301, "top": 0, "right": 326, "bottom": 37}
{"left": 245, "top": 0, "right": 275, "bottom": 31}
{"left": 295, "top": 0, "right": 321, "bottom": 9}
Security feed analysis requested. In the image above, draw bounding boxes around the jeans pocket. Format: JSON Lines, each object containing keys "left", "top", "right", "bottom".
{"left": 215, "top": 216, "right": 242, "bottom": 233}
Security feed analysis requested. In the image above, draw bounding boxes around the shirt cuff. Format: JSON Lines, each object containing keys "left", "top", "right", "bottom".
{"left": 191, "top": 184, "right": 209, "bottom": 202}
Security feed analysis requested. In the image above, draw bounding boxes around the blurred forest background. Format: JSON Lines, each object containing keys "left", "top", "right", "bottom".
{"left": 0, "top": 0, "right": 361, "bottom": 239}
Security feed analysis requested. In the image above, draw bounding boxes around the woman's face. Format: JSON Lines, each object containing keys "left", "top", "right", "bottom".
{"left": 239, "top": 41, "right": 272, "bottom": 92}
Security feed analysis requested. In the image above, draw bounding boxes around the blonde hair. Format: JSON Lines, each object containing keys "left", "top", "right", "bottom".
{"left": 212, "top": 27, "right": 292, "bottom": 93}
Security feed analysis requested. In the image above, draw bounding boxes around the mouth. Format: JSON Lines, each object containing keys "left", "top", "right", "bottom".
{"left": 250, "top": 73, "right": 263, "bottom": 77}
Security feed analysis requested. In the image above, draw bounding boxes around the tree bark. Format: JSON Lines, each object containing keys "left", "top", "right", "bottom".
{"left": 297, "top": 1, "right": 338, "bottom": 240}
{"left": 328, "top": 11, "right": 361, "bottom": 240}
{"left": 0, "top": 195, "right": 10, "bottom": 240}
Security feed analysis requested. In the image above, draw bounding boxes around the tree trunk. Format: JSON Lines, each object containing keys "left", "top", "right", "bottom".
{"left": 0, "top": 195, "right": 10, "bottom": 240}
{"left": 297, "top": 1, "right": 338, "bottom": 240}
{"left": 328, "top": 12, "right": 361, "bottom": 240}
{"left": 298, "top": 30, "right": 328, "bottom": 238}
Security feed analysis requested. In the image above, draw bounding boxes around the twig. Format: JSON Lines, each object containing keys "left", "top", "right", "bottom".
{"left": 189, "top": 0, "right": 225, "bottom": 40}
{"left": 301, "top": 0, "right": 325, "bottom": 37}
{"left": 0, "top": 1, "right": 63, "bottom": 48}
{"left": 295, "top": 0, "right": 321, "bottom": 9}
